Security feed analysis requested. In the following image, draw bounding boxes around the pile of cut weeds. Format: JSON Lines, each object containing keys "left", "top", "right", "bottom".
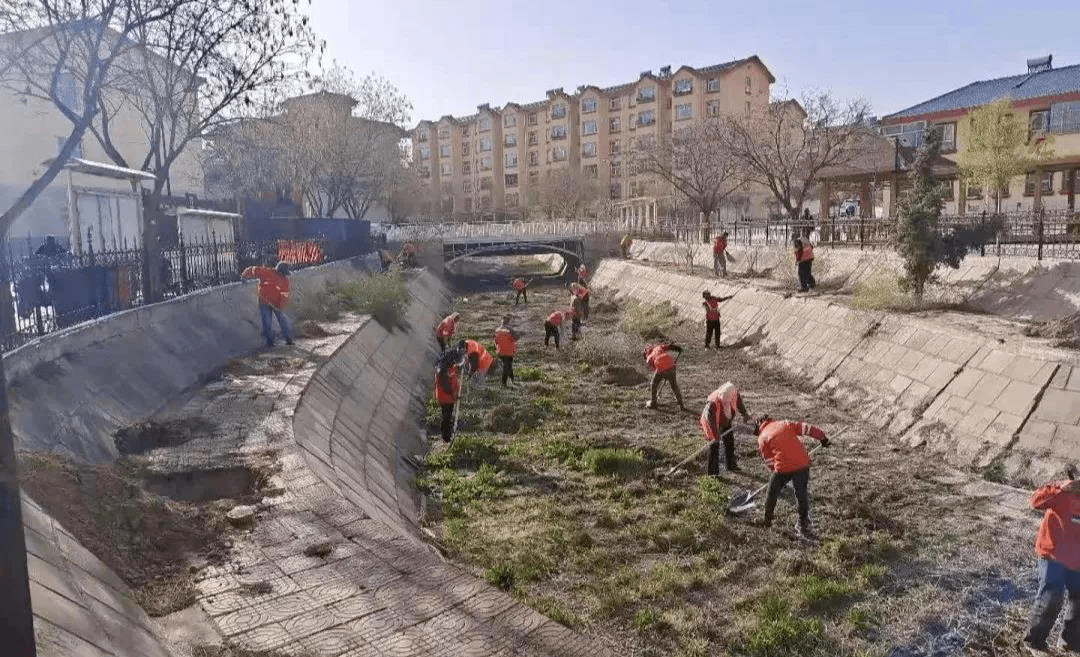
{"left": 19, "top": 452, "right": 232, "bottom": 616}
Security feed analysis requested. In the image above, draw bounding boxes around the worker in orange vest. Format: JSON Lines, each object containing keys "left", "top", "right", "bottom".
{"left": 1023, "top": 475, "right": 1080, "bottom": 653}
{"left": 241, "top": 262, "right": 293, "bottom": 347}
{"left": 435, "top": 312, "right": 460, "bottom": 352}
{"left": 794, "top": 237, "right": 816, "bottom": 292}
{"left": 511, "top": 277, "right": 532, "bottom": 305}
{"left": 570, "top": 282, "right": 590, "bottom": 322}
{"left": 644, "top": 342, "right": 684, "bottom": 410}
{"left": 712, "top": 231, "right": 729, "bottom": 277}
{"left": 702, "top": 291, "right": 735, "bottom": 349}
{"left": 576, "top": 262, "right": 588, "bottom": 285}
{"left": 699, "top": 381, "right": 752, "bottom": 474}
{"left": 399, "top": 242, "right": 417, "bottom": 268}
{"left": 460, "top": 339, "right": 494, "bottom": 387}
{"left": 493, "top": 315, "right": 519, "bottom": 387}
{"left": 544, "top": 309, "right": 569, "bottom": 349}
{"left": 754, "top": 416, "right": 830, "bottom": 540}
{"left": 433, "top": 347, "right": 464, "bottom": 443}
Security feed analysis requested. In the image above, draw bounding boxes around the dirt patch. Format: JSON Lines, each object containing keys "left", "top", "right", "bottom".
{"left": 142, "top": 464, "right": 274, "bottom": 504}
{"left": 1021, "top": 312, "right": 1079, "bottom": 347}
{"left": 298, "top": 320, "right": 331, "bottom": 338}
{"left": 592, "top": 300, "right": 620, "bottom": 315}
{"left": 192, "top": 646, "right": 314, "bottom": 657}
{"left": 487, "top": 403, "right": 545, "bottom": 433}
{"left": 115, "top": 418, "right": 217, "bottom": 455}
{"left": 18, "top": 452, "right": 232, "bottom": 617}
{"left": 602, "top": 365, "right": 647, "bottom": 387}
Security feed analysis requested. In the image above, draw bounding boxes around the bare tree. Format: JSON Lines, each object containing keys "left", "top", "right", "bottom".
{"left": 528, "top": 169, "right": 602, "bottom": 220}
{"left": 635, "top": 121, "right": 743, "bottom": 241}
{"left": 724, "top": 93, "right": 873, "bottom": 223}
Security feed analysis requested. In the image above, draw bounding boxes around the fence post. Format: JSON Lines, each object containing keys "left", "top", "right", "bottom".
{"left": 859, "top": 216, "right": 865, "bottom": 250}
{"left": 1036, "top": 208, "right": 1044, "bottom": 261}
{"left": 211, "top": 231, "right": 221, "bottom": 284}
{"left": 980, "top": 211, "right": 987, "bottom": 257}
{"left": 178, "top": 233, "right": 189, "bottom": 294}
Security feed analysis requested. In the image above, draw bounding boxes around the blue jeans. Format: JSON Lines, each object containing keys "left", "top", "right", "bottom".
{"left": 1025, "top": 558, "right": 1080, "bottom": 650}
{"left": 259, "top": 304, "right": 292, "bottom": 345}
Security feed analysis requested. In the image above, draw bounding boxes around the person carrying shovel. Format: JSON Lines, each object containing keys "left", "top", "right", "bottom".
{"left": 511, "top": 277, "right": 532, "bottom": 305}
{"left": 752, "top": 415, "right": 830, "bottom": 540}
{"left": 702, "top": 291, "right": 735, "bottom": 349}
{"left": 433, "top": 346, "right": 465, "bottom": 443}
{"left": 644, "top": 342, "right": 685, "bottom": 410}
{"left": 699, "top": 381, "right": 752, "bottom": 474}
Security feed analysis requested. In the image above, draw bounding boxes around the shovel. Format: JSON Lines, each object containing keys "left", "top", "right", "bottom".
{"left": 727, "top": 443, "right": 824, "bottom": 515}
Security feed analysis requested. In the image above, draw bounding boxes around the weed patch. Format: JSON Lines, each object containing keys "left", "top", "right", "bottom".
{"left": 328, "top": 273, "right": 410, "bottom": 330}
{"left": 580, "top": 447, "right": 647, "bottom": 479}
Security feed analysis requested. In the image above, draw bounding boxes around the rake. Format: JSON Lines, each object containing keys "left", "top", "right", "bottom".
{"left": 664, "top": 426, "right": 734, "bottom": 477}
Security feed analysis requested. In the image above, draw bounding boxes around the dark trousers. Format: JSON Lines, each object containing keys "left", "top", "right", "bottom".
{"left": 763, "top": 467, "right": 812, "bottom": 530}
{"left": 440, "top": 403, "right": 455, "bottom": 443}
{"left": 571, "top": 317, "right": 581, "bottom": 340}
{"left": 515, "top": 289, "right": 527, "bottom": 304}
{"left": 581, "top": 297, "right": 590, "bottom": 321}
{"left": 500, "top": 356, "right": 514, "bottom": 385}
{"left": 1025, "top": 558, "right": 1080, "bottom": 650}
{"left": 650, "top": 368, "right": 684, "bottom": 407}
{"left": 797, "top": 259, "right": 816, "bottom": 291}
{"left": 705, "top": 319, "right": 721, "bottom": 348}
{"left": 437, "top": 336, "right": 448, "bottom": 352}
{"left": 707, "top": 424, "right": 737, "bottom": 474}
{"left": 544, "top": 322, "right": 560, "bottom": 348}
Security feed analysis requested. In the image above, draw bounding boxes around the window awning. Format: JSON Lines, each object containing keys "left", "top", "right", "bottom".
{"left": 167, "top": 208, "right": 241, "bottom": 220}
{"left": 43, "top": 156, "right": 158, "bottom": 182}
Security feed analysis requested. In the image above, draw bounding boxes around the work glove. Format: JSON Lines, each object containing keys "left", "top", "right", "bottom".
{"left": 819, "top": 437, "right": 831, "bottom": 448}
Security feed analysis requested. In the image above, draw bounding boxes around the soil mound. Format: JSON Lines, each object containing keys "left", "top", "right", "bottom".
{"left": 299, "top": 320, "right": 331, "bottom": 337}
{"left": 602, "top": 365, "right": 647, "bottom": 387}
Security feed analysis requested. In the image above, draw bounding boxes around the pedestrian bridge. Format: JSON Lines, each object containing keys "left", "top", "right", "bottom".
{"left": 441, "top": 234, "right": 586, "bottom": 276}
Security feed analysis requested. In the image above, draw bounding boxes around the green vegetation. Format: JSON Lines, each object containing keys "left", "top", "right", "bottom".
{"left": 290, "top": 272, "right": 410, "bottom": 330}
{"left": 848, "top": 269, "right": 915, "bottom": 311}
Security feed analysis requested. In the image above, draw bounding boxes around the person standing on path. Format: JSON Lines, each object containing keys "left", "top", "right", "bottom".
{"left": 435, "top": 312, "right": 460, "bottom": 352}
{"left": 713, "top": 232, "right": 729, "bottom": 277}
{"left": 754, "top": 416, "right": 830, "bottom": 540}
{"left": 494, "top": 315, "right": 519, "bottom": 387}
{"left": 241, "top": 261, "right": 293, "bottom": 347}
{"left": 434, "top": 347, "right": 464, "bottom": 443}
{"left": 1023, "top": 476, "right": 1080, "bottom": 654}
{"left": 700, "top": 382, "right": 752, "bottom": 474}
{"left": 461, "top": 338, "right": 494, "bottom": 387}
{"left": 570, "top": 282, "right": 590, "bottom": 322}
{"left": 702, "top": 291, "right": 735, "bottom": 348}
{"left": 569, "top": 297, "right": 582, "bottom": 341}
{"left": 620, "top": 233, "right": 633, "bottom": 259}
{"left": 644, "top": 342, "right": 685, "bottom": 410}
{"left": 576, "top": 262, "right": 588, "bottom": 285}
{"left": 511, "top": 277, "right": 531, "bottom": 305}
{"left": 794, "top": 238, "right": 816, "bottom": 292}
{"left": 544, "top": 309, "right": 568, "bottom": 349}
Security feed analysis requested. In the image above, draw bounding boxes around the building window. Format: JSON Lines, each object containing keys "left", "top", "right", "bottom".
{"left": 610, "top": 182, "right": 622, "bottom": 199}
{"left": 505, "top": 173, "right": 518, "bottom": 187}
{"left": 584, "top": 164, "right": 598, "bottom": 178}
{"left": 881, "top": 120, "right": 927, "bottom": 147}
{"left": 745, "top": 76, "right": 751, "bottom": 94}
{"left": 478, "top": 117, "right": 491, "bottom": 131}
{"left": 582, "top": 120, "right": 597, "bottom": 135}
{"left": 609, "top": 139, "right": 621, "bottom": 156}
{"left": 966, "top": 182, "right": 983, "bottom": 199}
{"left": 480, "top": 177, "right": 493, "bottom": 190}
{"left": 706, "top": 100, "right": 720, "bottom": 117}
{"left": 527, "top": 131, "right": 538, "bottom": 146}
{"left": 673, "top": 78, "right": 693, "bottom": 96}
{"left": 551, "top": 104, "right": 567, "bottom": 119}
{"left": 528, "top": 171, "right": 539, "bottom": 184}
{"left": 707, "top": 78, "right": 719, "bottom": 92}
{"left": 552, "top": 146, "right": 567, "bottom": 162}
{"left": 628, "top": 113, "right": 636, "bottom": 129}
{"left": 463, "top": 161, "right": 471, "bottom": 174}
{"left": 440, "top": 162, "right": 452, "bottom": 176}
{"left": 1025, "top": 171, "right": 1054, "bottom": 195}
{"left": 1050, "top": 101, "right": 1080, "bottom": 134}
{"left": 638, "top": 110, "right": 655, "bottom": 126}
{"left": 463, "top": 181, "right": 472, "bottom": 193}
{"left": 417, "top": 131, "right": 428, "bottom": 142}
{"left": 528, "top": 151, "right": 539, "bottom": 166}
{"left": 609, "top": 117, "right": 621, "bottom": 133}
{"left": 745, "top": 101, "right": 751, "bottom": 115}
{"left": 583, "top": 142, "right": 597, "bottom": 158}
{"left": 582, "top": 97, "right": 597, "bottom": 113}
{"left": 505, "top": 133, "right": 517, "bottom": 147}
{"left": 462, "top": 142, "right": 470, "bottom": 155}
{"left": 940, "top": 179, "right": 955, "bottom": 201}
{"left": 610, "top": 161, "right": 621, "bottom": 177}
{"left": 505, "top": 152, "right": 518, "bottom": 168}
{"left": 506, "top": 192, "right": 519, "bottom": 207}
{"left": 609, "top": 97, "right": 621, "bottom": 111}
{"left": 419, "top": 145, "right": 430, "bottom": 160}
{"left": 934, "top": 123, "right": 956, "bottom": 151}
{"left": 1030, "top": 109, "right": 1050, "bottom": 138}
{"left": 439, "top": 144, "right": 450, "bottom": 157}
{"left": 675, "top": 103, "right": 692, "bottom": 120}
{"left": 479, "top": 137, "right": 492, "bottom": 152}
{"left": 463, "top": 197, "right": 473, "bottom": 211}
{"left": 551, "top": 125, "right": 567, "bottom": 140}
{"left": 504, "top": 114, "right": 517, "bottom": 127}
{"left": 420, "top": 167, "right": 430, "bottom": 179}
{"left": 481, "top": 156, "right": 492, "bottom": 170}
{"left": 528, "top": 112, "right": 537, "bottom": 125}
{"left": 438, "top": 128, "right": 450, "bottom": 139}
{"left": 461, "top": 125, "right": 470, "bottom": 137}
{"left": 637, "top": 86, "right": 656, "bottom": 103}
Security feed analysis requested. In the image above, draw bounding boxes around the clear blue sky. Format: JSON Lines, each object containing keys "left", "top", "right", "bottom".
{"left": 307, "top": 0, "right": 1080, "bottom": 127}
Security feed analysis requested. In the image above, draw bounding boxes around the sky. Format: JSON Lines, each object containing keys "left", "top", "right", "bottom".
{"left": 306, "top": 0, "right": 1080, "bottom": 127}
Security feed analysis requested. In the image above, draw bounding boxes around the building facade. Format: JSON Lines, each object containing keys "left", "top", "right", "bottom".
{"left": 411, "top": 56, "right": 775, "bottom": 222}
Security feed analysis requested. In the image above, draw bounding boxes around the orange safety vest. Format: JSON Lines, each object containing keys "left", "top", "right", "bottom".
{"left": 436, "top": 315, "right": 457, "bottom": 338}
{"left": 796, "top": 242, "right": 815, "bottom": 263}
{"left": 756, "top": 419, "right": 825, "bottom": 473}
{"left": 434, "top": 365, "right": 460, "bottom": 405}
{"left": 572, "top": 285, "right": 589, "bottom": 300}
{"left": 512, "top": 278, "right": 526, "bottom": 291}
{"left": 241, "top": 266, "right": 290, "bottom": 310}
{"left": 703, "top": 297, "right": 720, "bottom": 321}
{"left": 546, "top": 311, "right": 564, "bottom": 326}
{"left": 699, "top": 383, "right": 741, "bottom": 441}
{"left": 494, "top": 326, "right": 517, "bottom": 356}
{"left": 713, "top": 236, "right": 727, "bottom": 254}
{"left": 1031, "top": 481, "right": 1080, "bottom": 571}
{"left": 465, "top": 339, "right": 494, "bottom": 374}
{"left": 645, "top": 344, "right": 675, "bottom": 373}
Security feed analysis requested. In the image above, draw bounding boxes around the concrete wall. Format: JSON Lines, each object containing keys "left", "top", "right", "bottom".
{"left": 592, "top": 259, "right": 1079, "bottom": 483}
{"left": 6, "top": 253, "right": 380, "bottom": 462}
{"left": 292, "top": 269, "right": 450, "bottom": 542}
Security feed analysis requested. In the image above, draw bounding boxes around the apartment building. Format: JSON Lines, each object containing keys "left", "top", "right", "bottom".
{"left": 411, "top": 55, "right": 774, "bottom": 220}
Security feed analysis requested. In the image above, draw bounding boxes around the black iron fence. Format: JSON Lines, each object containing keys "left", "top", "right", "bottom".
{"left": 0, "top": 234, "right": 354, "bottom": 353}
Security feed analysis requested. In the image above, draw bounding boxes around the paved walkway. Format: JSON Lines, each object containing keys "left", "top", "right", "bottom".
{"left": 149, "top": 316, "right": 619, "bottom": 657}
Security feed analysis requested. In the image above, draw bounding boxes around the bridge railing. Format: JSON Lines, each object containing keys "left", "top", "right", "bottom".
{"left": 386, "top": 221, "right": 619, "bottom": 242}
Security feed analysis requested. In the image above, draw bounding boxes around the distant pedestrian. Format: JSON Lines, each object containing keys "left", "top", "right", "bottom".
{"left": 35, "top": 235, "right": 67, "bottom": 257}
{"left": 699, "top": 382, "right": 752, "bottom": 474}
{"left": 511, "top": 277, "right": 531, "bottom": 305}
{"left": 576, "top": 262, "right": 588, "bottom": 285}
{"left": 1022, "top": 475, "right": 1080, "bottom": 654}
{"left": 435, "top": 312, "right": 460, "bottom": 352}
{"left": 702, "top": 291, "right": 735, "bottom": 348}
{"left": 544, "top": 309, "right": 568, "bottom": 349}
{"left": 793, "top": 238, "right": 816, "bottom": 293}
{"left": 644, "top": 342, "right": 685, "bottom": 410}
{"left": 754, "top": 416, "right": 830, "bottom": 540}
{"left": 434, "top": 347, "right": 464, "bottom": 443}
{"left": 241, "top": 261, "right": 293, "bottom": 347}
{"left": 494, "top": 314, "right": 519, "bottom": 387}
{"left": 570, "top": 281, "right": 590, "bottom": 322}
{"left": 620, "top": 233, "right": 633, "bottom": 259}
{"left": 712, "top": 232, "right": 729, "bottom": 277}
{"left": 399, "top": 242, "right": 417, "bottom": 268}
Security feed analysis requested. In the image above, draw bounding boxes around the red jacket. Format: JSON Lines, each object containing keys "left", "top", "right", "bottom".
{"left": 699, "top": 383, "right": 743, "bottom": 442}
{"left": 512, "top": 278, "right": 527, "bottom": 291}
{"left": 464, "top": 339, "right": 494, "bottom": 374}
{"left": 1031, "top": 481, "right": 1080, "bottom": 571}
{"left": 572, "top": 285, "right": 590, "bottom": 300}
{"left": 494, "top": 326, "right": 517, "bottom": 356}
{"left": 546, "top": 311, "right": 564, "bottom": 326}
{"left": 713, "top": 236, "right": 727, "bottom": 254}
{"left": 436, "top": 315, "right": 457, "bottom": 338}
{"left": 434, "top": 365, "right": 460, "bottom": 405}
{"left": 795, "top": 242, "right": 815, "bottom": 263}
{"left": 703, "top": 296, "right": 720, "bottom": 321}
{"left": 577, "top": 264, "right": 587, "bottom": 279}
{"left": 241, "top": 266, "right": 289, "bottom": 310}
{"left": 757, "top": 419, "right": 825, "bottom": 473}
{"left": 644, "top": 344, "right": 676, "bottom": 373}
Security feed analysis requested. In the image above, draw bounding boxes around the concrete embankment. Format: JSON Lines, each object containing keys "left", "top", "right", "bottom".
{"left": 592, "top": 258, "right": 1079, "bottom": 482}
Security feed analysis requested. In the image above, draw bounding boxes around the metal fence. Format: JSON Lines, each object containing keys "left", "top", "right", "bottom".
{"left": 0, "top": 234, "right": 346, "bottom": 353}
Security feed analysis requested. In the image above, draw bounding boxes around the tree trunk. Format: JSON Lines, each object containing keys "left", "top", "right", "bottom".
{"left": 142, "top": 186, "right": 165, "bottom": 304}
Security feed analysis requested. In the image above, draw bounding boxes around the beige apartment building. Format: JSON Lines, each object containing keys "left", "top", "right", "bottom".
{"left": 412, "top": 55, "right": 774, "bottom": 221}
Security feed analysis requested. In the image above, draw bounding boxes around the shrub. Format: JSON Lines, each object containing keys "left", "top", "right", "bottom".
{"left": 849, "top": 268, "right": 915, "bottom": 311}
{"left": 576, "top": 332, "right": 640, "bottom": 367}
{"left": 620, "top": 299, "right": 679, "bottom": 339}
{"left": 289, "top": 281, "right": 343, "bottom": 322}
{"left": 580, "top": 447, "right": 647, "bottom": 479}
{"left": 328, "top": 272, "right": 410, "bottom": 330}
